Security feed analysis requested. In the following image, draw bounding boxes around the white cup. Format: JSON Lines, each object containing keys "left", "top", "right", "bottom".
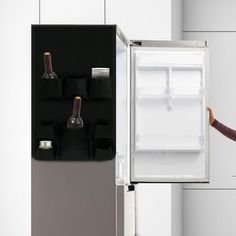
{"left": 39, "top": 140, "right": 53, "bottom": 149}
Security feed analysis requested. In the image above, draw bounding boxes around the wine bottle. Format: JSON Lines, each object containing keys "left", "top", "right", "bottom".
{"left": 42, "top": 52, "right": 58, "bottom": 79}
{"left": 67, "top": 96, "right": 84, "bottom": 129}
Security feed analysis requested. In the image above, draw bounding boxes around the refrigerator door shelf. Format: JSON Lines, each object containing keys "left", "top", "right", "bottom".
{"left": 130, "top": 42, "right": 209, "bottom": 183}
{"left": 135, "top": 135, "right": 204, "bottom": 153}
{"left": 135, "top": 99, "right": 203, "bottom": 146}
{"left": 136, "top": 66, "right": 204, "bottom": 97}
{"left": 136, "top": 94, "right": 204, "bottom": 100}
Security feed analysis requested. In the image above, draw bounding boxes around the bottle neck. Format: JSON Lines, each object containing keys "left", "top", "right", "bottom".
{"left": 73, "top": 97, "right": 82, "bottom": 117}
{"left": 44, "top": 53, "right": 53, "bottom": 73}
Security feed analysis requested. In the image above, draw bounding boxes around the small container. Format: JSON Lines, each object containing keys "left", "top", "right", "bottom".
{"left": 39, "top": 140, "right": 53, "bottom": 149}
{"left": 91, "top": 67, "right": 110, "bottom": 79}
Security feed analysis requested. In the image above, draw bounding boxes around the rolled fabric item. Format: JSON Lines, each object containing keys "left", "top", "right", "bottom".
{"left": 212, "top": 119, "right": 236, "bottom": 141}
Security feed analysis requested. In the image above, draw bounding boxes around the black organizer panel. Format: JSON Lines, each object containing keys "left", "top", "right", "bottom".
{"left": 32, "top": 25, "right": 116, "bottom": 161}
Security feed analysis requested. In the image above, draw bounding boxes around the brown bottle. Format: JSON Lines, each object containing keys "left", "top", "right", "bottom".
{"left": 67, "top": 96, "right": 84, "bottom": 129}
{"left": 42, "top": 52, "right": 58, "bottom": 79}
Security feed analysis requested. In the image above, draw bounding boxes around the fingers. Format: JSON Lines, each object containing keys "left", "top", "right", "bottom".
{"left": 207, "top": 107, "right": 212, "bottom": 112}
{"left": 207, "top": 106, "right": 215, "bottom": 125}
{"left": 207, "top": 107, "right": 213, "bottom": 116}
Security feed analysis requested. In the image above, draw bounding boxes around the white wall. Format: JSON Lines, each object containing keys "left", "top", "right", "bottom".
{"left": 183, "top": 190, "right": 236, "bottom": 236}
{"left": 106, "top": 0, "right": 172, "bottom": 40}
{"left": 107, "top": 1, "right": 183, "bottom": 236}
{"left": 183, "top": 0, "right": 236, "bottom": 31}
{"left": 171, "top": 0, "right": 182, "bottom": 40}
{"left": 182, "top": 0, "right": 236, "bottom": 235}
{"left": 0, "top": 1, "right": 183, "bottom": 235}
{"left": 183, "top": 32, "right": 236, "bottom": 189}
{"left": 0, "top": 0, "right": 38, "bottom": 236}
{"left": 40, "top": 0, "right": 104, "bottom": 24}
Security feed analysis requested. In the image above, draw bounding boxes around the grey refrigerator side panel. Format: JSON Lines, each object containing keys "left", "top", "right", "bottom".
{"left": 32, "top": 160, "right": 116, "bottom": 236}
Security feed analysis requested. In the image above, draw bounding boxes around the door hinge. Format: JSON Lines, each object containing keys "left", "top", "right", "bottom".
{"left": 128, "top": 185, "right": 135, "bottom": 191}
{"left": 131, "top": 41, "right": 142, "bottom": 46}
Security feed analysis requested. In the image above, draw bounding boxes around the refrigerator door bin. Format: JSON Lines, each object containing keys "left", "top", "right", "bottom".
{"left": 136, "top": 68, "right": 168, "bottom": 96}
{"left": 134, "top": 99, "right": 204, "bottom": 152}
{"left": 172, "top": 68, "right": 203, "bottom": 96}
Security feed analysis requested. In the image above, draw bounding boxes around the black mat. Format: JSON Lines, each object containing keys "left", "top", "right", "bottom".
{"left": 32, "top": 25, "right": 116, "bottom": 161}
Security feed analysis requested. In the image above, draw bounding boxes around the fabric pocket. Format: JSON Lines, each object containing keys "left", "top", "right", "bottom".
{"left": 94, "top": 121, "right": 112, "bottom": 140}
{"left": 60, "top": 124, "right": 90, "bottom": 161}
{"left": 63, "top": 78, "right": 88, "bottom": 99}
{"left": 89, "top": 77, "right": 112, "bottom": 99}
{"left": 35, "top": 147, "right": 56, "bottom": 160}
{"left": 39, "top": 78, "right": 62, "bottom": 99}
{"left": 94, "top": 139, "right": 114, "bottom": 161}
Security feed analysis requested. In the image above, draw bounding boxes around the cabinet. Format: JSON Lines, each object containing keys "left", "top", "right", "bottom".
{"left": 40, "top": 0, "right": 104, "bottom": 24}
{"left": 106, "top": 0, "right": 172, "bottom": 40}
{"left": 183, "top": 0, "right": 236, "bottom": 31}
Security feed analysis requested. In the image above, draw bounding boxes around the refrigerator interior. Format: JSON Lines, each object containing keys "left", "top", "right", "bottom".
{"left": 130, "top": 45, "right": 209, "bottom": 182}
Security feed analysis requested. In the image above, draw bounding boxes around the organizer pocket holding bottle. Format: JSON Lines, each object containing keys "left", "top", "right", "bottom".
{"left": 89, "top": 77, "right": 112, "bottom": 99}
{"left": 39, "top": 78, "right": 62, "bottom": 99}
{"left": 60, "top": 124, "right": 90, "bottom": 161}
{"left": 63, "top": 77, "right": 88, "bottom": 99}
{"left": 35, "top": 123, "right": 59, "bottom": 160}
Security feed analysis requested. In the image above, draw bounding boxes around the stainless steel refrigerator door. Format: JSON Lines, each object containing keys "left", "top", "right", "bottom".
{"left": 130, "top": 41, "right": 209, "bottom": 183}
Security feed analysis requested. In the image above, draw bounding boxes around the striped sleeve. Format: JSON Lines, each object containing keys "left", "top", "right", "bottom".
{"left": 212, "top": 119, "right": 236, "bottom": 141}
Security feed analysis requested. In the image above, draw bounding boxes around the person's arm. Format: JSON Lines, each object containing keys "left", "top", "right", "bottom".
{"left": 207, "top": 107, "right": 236, "bottom": 141}
{"left": 211, "top": 119, "right": 236, "bottom": 141}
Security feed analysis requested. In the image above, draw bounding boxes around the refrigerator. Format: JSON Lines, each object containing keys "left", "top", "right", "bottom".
{"left": 32, "top": 25, "right": 209, "bottom": 236}
{"left": 116, "top": 38, "right": 209, "bottom": 184}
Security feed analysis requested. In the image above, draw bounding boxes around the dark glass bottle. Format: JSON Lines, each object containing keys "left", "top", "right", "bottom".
{"left": 42, "top": 52, "right": 58, "bottom": 79}
{"left": 67, "top": 96, "right": 84, "bottom": 129}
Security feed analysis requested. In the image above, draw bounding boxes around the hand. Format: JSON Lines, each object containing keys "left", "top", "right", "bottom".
{"left": 207, "top": 107, "right": 215, "bottom": 125}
